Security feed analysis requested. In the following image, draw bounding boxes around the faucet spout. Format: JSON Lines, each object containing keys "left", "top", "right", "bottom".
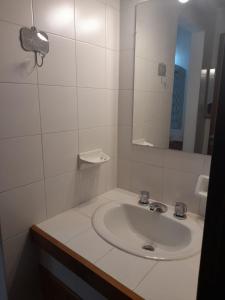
{"left": 149, "top": 202, "right": 168, "bottom": 214}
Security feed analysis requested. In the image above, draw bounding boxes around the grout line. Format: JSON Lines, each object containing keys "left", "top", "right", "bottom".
{"left": 0, "top": 18, "right": 31, "bottom": 28}
{"left": 31, "top": 0, "right": 34, "bottom": 26}
{"left": 0, "top": 129, "right": 79, "bottom": 142}
{"left": 133, "top": 262, "right": 159, "bottom": 291}
{"left": 94, "top": 247, "right": 114, "bottom": 264}
{"left": 0, "top": 179, "right": 44, "bottom": 195}
{"left": 0, "top": 81, "right": 120, "bottom": 90}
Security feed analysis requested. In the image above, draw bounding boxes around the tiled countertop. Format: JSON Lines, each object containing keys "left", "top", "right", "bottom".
{"left": 37, "top": 188, "right": 203, "bottom": 300}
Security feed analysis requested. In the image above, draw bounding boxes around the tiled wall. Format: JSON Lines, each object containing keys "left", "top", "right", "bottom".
{"left": 118, "top": 0, "right": 211, "bottom": 214}
{"left": 0, "top": 0, "right": 120, "bottom": 298}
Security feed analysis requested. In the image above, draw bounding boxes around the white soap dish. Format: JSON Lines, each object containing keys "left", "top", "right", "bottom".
{"left": 78, "top": 149, "right": 110, "bottom": 170}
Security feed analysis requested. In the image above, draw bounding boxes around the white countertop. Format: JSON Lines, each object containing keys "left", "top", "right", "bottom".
{"left": 37, "top": 188, "right": 203, "bottom": 300}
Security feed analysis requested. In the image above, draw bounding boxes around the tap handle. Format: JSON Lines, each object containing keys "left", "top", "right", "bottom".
{"left": 139, "top": 191, "right": 150, "bottom": 205}
{"left": 174, "top": 202, "right": 187, "bottom": 219}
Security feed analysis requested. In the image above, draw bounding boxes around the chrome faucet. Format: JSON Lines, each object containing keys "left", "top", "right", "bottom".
{"left": 139, "top": 191, "right": 150, "bottom": 205}
{"left": 149, "top": 202, "right": 168, "bottom": 213}
{"left": 174, "top": 202, "right": 187, "bottom": 219}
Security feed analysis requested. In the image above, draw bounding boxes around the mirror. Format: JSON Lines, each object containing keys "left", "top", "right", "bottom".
{"left": 132, "top": 0, "right": 225, "bottom": 155}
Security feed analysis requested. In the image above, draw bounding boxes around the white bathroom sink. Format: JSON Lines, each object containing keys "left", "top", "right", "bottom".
{"left": 92, "top": 201, "right": 203, "bottom": 261}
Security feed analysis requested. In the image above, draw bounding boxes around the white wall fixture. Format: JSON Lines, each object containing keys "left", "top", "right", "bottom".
{"left": 78, "top": 149, "right": 110, "bottom": 170}
{"left": 195, "top": 175, "right": 209, "bottom": 217}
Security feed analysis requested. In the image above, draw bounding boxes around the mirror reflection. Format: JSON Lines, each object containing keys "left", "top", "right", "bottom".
{"left": 132, "top": 0, "right": 225, "bottom": 155}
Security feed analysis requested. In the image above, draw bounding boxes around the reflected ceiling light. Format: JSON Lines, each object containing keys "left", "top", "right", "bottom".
{"left": 37, "top": 32, "right": 48, "bottom": 42}
{"left": 201, "top": 69, "right": 207, "bottom": 75}
{"left": 178, "top": 0, "right": 190, "bottom": 3}
{"left": 210, "top": 68, "right": 216, "bottom": 76}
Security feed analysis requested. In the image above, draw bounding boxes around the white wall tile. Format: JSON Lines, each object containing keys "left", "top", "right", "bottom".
{"left": 107, "top": 89, "right": 118, "bottom": 126}
{"left": 164, "top": 150, "right": 204, "bottom": 174}
{"left": 130, "top": 162, "right": 163, "bottom": 201}
{"left": 75, "top": 0, "right": 106, "bottom": 47}
{"left": 0, "top": 83, "right": 41, "bottom": 138}
{"left": 106, "top": 6, "right": 120, "bottom": 50}
{"left": 39, "top": 85, "right": 77, "bottom": 133}
{"left": 105, "top": 158, "right": 117, "bottom": 190}
{"left": 0, "top": 136, "right": 43, "bottom": 192}
{"left": 38, "top": 34, "right": 76, "bottom": 86}
{"left": 118, "top": 159, "right": 131, "bottom": 190}
{"left": 119, "top": 49, "right": 134, "bottom": 90}
{"left": 107, "top": 0, "right": 120, "bottom": 10}
{"left": 0, "top": 0, "right": 32, "bottom": 26}
{"left": 45, "top": 172, "right": 79, "bottom": 218}
{"left": 76, "top": 41, "right": 106, "bottom": 88}
{"left": 79, "top": 126, "right": 107, "bottom": 154}
{"left": 0, "top": 181, "right": 46, "bottom": 240}
{"left": 118, "top": 126, "right": 132, "bottom": 160}
{"left": 106, "top": 49, "right": 119, "bottom": 89}
{"left": 163, "top": 168, "right": 199, "bottom": 212}
{"left": 43, "top": 131, "right": 78, "bottom": 178}
{"left": 131, "top": 145, "right": 165, "bottom": 167}
{"left": 0, "top": 21, "right": 37, "bottom": 83}
{"left": 118, "top": 90, "right": 133, "bottom": 126}
{"left": 78, "top": 164, "right": 108, "bottom": 203}
{"left": 77, "top": 88, "right": 108, "bottom": 129}
{"left": 33, "top": 0, "right": 75, "bottom": 39}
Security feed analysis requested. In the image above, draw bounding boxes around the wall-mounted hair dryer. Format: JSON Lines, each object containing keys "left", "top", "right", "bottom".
{"left": 20, "top": 26, "right": 49, "bottom": 67}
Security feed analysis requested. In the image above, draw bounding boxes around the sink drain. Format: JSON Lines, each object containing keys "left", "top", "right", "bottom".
{"left": 142, "top": 244, "right": 155, "bottom": 252}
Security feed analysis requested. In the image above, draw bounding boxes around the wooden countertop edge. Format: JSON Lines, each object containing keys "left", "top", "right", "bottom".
{"left": 30, "top": 225, "right": 144, "bottom": 300}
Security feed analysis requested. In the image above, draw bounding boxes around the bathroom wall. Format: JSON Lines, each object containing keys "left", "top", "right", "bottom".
{"left": 118, "top": 0, "right": 211, "bottom": 214}
{"left": 0, "top": 0, "right": 120, "bottom": 299}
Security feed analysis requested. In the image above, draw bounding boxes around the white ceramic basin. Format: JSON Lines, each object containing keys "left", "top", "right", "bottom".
{"left": 92, "top": 201, "right": 203, "bottom": 261}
